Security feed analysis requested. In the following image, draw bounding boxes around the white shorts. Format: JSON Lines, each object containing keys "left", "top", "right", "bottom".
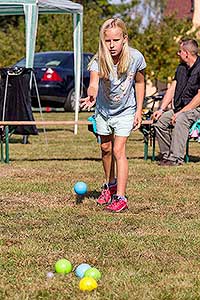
{"left": 95, "top": 113, "right": 135, "bottom": 137}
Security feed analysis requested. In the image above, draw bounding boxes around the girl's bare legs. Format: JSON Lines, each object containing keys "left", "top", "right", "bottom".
{"left": 113, "top": 136, "right": 128, "bottom": 196}
{"left": 100, "top": 134, "right": 115, "bottom": 183}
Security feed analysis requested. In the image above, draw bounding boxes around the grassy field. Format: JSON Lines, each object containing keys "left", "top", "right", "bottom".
{"left": 1, "top": 112, "right": 200, "bottom": 300}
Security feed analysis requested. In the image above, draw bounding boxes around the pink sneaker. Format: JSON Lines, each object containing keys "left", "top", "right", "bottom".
{"left": 97, "top": 183, "right": 117, "bottom": 205}
{"left": 106, "top": 195, "right": 128, "bottom": 212}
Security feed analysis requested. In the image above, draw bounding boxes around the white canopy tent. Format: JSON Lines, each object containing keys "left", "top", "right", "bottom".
{"left": 0, "top": 0, "right": 83, "bottom": 134}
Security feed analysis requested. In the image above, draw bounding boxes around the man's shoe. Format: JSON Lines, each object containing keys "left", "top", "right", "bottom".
{"left": 158, "top": 159, "right": 183, "bottom": 167}
{"left": 97, "top": 183, "right": 117, "bottom": 205}
{"left": 157, "top": 158, "right": 169, "bottom": 166}
{"left": 106, "top": 195, "right": 128, "bottom": 212}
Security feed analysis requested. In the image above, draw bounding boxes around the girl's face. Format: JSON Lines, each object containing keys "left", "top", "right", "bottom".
{"left": 104, "top": 27, "right": 127, "bottom": 62}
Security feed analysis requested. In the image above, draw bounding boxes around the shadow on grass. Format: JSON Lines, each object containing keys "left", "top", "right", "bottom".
{"left": 37, "top": 128, "right": 74, "bottom": 133}
{"left": 186, "top": 155, "right": 200, "bottom": 163}
{"left": 10, "top": 156, "right": 156, "bottom": 162}
{"left": 75, "top": 190, "right": 100, "bottom": 203}
{"left": 10, "top": 157, "right": 102, "bottom": 162}
{"left": 87, "top": 190, "right": 101, "bottom": 199}
{"left": 8, "top": 154, "right": 200, "bottom": 163}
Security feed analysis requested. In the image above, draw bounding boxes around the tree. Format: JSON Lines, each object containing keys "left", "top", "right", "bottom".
{"left": 0, "top": 0, "right": 140, "bottom": 66}
{"left": 0, "top": 17, "right": 25, "bottom": 67}
{"left": 0, "top": 0, "right": 198, "bottom": 88}
{"left": 133, "top": 15, "right": 198, "bottom": 84}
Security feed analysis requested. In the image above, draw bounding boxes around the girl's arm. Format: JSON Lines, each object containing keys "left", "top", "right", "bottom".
{"left": 80, "top": 71, "right": 99, "bottom": 110}
{"left": 133, "top": 69, "right": 145, "bottom": 130}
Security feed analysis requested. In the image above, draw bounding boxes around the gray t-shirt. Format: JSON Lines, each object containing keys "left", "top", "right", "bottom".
{"left": 89, "top": 47, "right": 146, "bottom": 118}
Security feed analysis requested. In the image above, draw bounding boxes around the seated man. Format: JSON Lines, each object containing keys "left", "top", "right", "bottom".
{"left": 153, "top": 38, "right": 200, "bottom": 166}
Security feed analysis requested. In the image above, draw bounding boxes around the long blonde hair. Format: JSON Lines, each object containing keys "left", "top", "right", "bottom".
{"left": 89, "top": 18, "right": 130, "bottom": 79}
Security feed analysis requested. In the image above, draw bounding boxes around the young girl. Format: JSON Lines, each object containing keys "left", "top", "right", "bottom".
{"left": 80, "top": 18, "right": 146, "bottom": 212}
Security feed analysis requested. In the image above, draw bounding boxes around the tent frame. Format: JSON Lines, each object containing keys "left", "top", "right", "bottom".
{"left": 0, "top": 0, "right": 83, "bottom": 134}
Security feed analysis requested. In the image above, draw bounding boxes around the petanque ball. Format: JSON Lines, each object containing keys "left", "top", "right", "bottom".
{"left": 75, "top": 263, "right": 91, "bottom": 278}
{"left": 54, "top": 259, "right": 72, "bottom": 274}
{"left": 46, "top": 272, "right": 54, "bottom": 279}
{"left": 74, "top": 181, "right": 88, "bottom": 195}
{"left": 84, "top": 267, "right": 102, "bottom": 281}
{"left": 79, "top": 277, "right": 98, "bottom": 291}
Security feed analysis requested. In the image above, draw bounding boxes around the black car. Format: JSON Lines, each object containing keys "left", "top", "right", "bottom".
{"left": 14, "top": 51, "right": 93, "bottom": 111}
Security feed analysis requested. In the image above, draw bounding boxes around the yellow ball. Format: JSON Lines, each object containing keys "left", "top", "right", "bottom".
{"left": 79, "top": 277, "right": 98, "bottom": 291}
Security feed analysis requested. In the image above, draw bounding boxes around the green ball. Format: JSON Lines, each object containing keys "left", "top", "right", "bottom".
{"left": 55, "top": 259, "right": 72, "bottom": 274}
{"left": 84, "top": 267, "right": 101, "bottom": 281}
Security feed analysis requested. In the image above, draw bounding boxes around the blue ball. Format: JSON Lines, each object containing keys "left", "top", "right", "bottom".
{"left": 75, "top": 263, "right": 91, "bottom": 278}
{"left": 74, "top": 182, "right": 88, "bottom": 195}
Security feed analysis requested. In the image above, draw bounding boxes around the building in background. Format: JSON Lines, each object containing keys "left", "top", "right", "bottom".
{"left": 192, "top": 0, "right": 200, "bottom": 32}
{"left": 164, "top": 0, "right": 200, "bottom": 30}
{"left": 164, "top": 0, "right": 194, "bottom": 20}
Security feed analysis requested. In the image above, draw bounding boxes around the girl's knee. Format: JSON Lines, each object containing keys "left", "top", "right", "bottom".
{"left": 101, "top": 141, "right": 112, "bottom": 154}
{"left": 113, "top": 146, "right": 125, "bottom": 160}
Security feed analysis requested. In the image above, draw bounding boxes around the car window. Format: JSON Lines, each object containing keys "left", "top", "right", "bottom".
{"left": 33, "top": 53, "right": 72, "bottom": 68}
{"left": 14, "top": 52, "right": 93, "bottom": 70}
{"left": 45, "top": 60, "right": 61, "bottom": 67}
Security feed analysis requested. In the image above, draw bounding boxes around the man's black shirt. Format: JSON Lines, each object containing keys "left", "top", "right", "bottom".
{"left": 173, "top": 56, "right": 200, "bottom": 112}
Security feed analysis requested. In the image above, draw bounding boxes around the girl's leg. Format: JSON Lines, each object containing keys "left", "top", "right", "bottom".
{"left": 113, "top": 135, "right": 128, "bottom": 196}
{"left": 96, "top": 134, "right": 117, "bottom": 206}
{"left": 106, "top": 135, "right": 128, "bottom": 212}
{"left": 100, "top": 134, "right": 115, "bottom": 183}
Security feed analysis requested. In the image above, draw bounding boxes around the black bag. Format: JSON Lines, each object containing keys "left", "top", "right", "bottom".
{"left": 0, "top": 67, "right": 38, "bottom": 135}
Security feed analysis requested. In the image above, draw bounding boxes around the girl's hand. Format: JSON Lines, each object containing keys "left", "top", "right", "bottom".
{"left": 133, "top": 111, "right": 142, "bottom": 131}
{"left": 80, "top": 96, "right": 96, "bottom": 110}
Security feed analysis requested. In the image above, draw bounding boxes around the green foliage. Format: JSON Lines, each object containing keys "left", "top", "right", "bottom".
{"left": 0, "top": 17, "right": 25, "bottom": 67}
{"left": 0, "top": 0, "right": 199, "bottom": 84}
{"left": 133, "top": 15, "right": 199, "bottom": 83}
{"left": 36, "top": 14, "right": 73, "bottom": 52}
{"left": 77, "top": 0, "right": 139, "bottom": 17}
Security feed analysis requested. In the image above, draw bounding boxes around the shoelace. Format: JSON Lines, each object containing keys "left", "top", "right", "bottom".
{"left": 99, "top": 186, "right": 110, "bottom": 199}
{"left": 110, "top": 195, "right": 120, "bottom": 205}
{"left": 112, "top": 195, "right": 126, "bottom": 204}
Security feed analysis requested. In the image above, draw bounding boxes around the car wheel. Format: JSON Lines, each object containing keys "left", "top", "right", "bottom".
{"left": 64, "top": 89, "right": 79, "bottom": 112}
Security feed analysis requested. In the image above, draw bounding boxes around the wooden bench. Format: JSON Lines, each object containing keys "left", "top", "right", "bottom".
{"left": 0, "top": 119, "right": 156, "bottom": 164}
{"left": 0, "top": 121, "right": 91, "bottom": 163}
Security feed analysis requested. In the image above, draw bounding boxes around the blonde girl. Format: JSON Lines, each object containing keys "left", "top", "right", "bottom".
{"left": 80, "top": 18, "right": 146, "bottom": 212}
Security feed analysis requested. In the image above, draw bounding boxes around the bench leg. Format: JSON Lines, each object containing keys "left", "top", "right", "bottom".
{"left": 151, "top": 127, "right": 156, "bottom": 161}
{"left": 185, "top": 138, "right": 189, "bottom": 163}
{"left": 144, "top": 136, "right": 149, "bottom": 160}
{"left": 1, "top": 136, "right": 4, "bottom": 163}
{"left": 5, "top": 126, "right": 9, "bottom": 163}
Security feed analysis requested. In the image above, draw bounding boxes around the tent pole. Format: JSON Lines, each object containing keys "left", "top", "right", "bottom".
{"left": 24, "top": 3, "right": 38, "bottom": 68}
{"left": 73, "top": 13, "right": 82, "bottom": 135}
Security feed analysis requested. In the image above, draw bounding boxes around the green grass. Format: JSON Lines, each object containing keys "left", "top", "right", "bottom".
{"left": 1, "top": 112, "right": 200, "bottom": 300}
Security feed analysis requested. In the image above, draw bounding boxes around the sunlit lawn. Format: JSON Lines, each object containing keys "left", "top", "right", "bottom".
{"left": 1, "top": 112, "right": 200, "bottom": 300}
